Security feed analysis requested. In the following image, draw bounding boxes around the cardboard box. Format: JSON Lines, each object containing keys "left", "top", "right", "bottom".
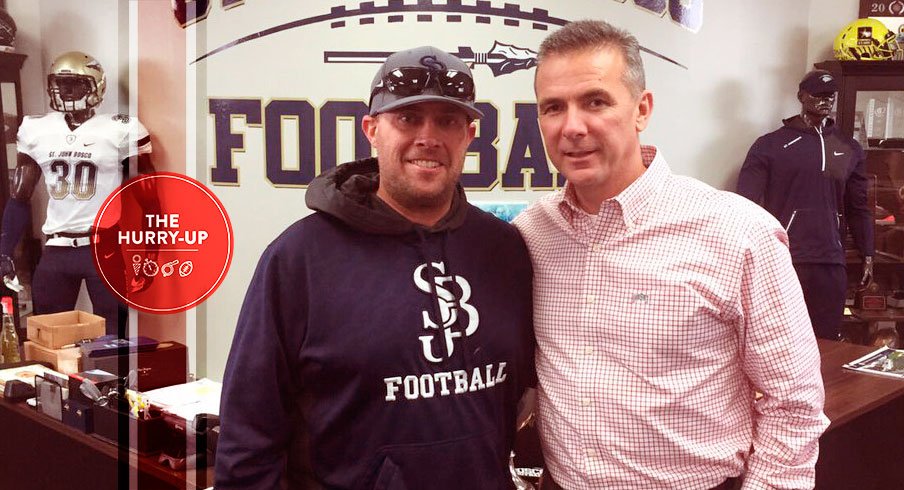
{"left": 24, "top": 341, "right": 81, "bottom": 375}
{"left": 27, "top": 310, "right": 105, "bottom": 349}
{"left": 81, "top": 341, "right": 187, "bottom": 391}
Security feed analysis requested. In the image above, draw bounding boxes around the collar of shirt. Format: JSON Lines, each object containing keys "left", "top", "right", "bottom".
{"left": 557, "top": 145, "right": 666, "bottom": 235}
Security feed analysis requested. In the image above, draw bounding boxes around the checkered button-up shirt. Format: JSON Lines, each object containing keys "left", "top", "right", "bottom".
{"left": 513, "top": 147, "right": 828, "bottom": 490}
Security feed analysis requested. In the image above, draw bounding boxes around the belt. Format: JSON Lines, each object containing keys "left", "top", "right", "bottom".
{"left": 711, "top": 477, "right": 740, "bottom": 490}
{"left": 540, "top": 474, "right": 739, "bottom": 490}
{"left": 45, "top": 232, "right": 92, "bottom": 248}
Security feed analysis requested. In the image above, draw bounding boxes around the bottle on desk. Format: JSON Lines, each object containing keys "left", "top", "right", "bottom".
{"left": 1, "top": 298, "right": 20, "bottom": 363}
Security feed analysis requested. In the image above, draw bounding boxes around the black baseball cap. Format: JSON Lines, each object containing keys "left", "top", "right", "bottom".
{"left": 368, "top": 46, "right": 483, "bottom": 119}
{"left": 799, "top": 70, "right": 838, "bottom": 96}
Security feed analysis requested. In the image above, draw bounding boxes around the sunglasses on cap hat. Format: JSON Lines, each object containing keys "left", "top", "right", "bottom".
{"left": 370, "top": 67, "right": 476, "bottom": 104}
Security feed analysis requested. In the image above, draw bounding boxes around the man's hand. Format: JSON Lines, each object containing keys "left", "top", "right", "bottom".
{"left": 0, "top": 254, "right": 14, "bottom": 278}
{"left": 0, "top": 254, "right": 23, "bottom": 292}
{"left": 516, "top": 388, "right": 536, "bottom": 431}
{"left": 861, "top": 256, "right": 874, "bottom": 286}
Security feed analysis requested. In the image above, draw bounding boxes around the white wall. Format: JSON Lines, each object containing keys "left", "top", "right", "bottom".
{"left": 642, "top": 0, "right": 811, "bottom": 190}
{"left": 7, "top": 0, "right": 129, "bottom": 117}
{"left": 808, "top": 0, "right": 861, "bottom": 68}
{"left": 4, "top": 0, "right": 41, "bottom": 116}
{"left": 4, "top": 0, "right": 868, "bottom": 381}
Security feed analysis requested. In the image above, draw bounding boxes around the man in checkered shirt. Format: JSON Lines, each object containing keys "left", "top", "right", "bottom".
{"left": 513, "top": 20, "right": 828, "bottom": 490}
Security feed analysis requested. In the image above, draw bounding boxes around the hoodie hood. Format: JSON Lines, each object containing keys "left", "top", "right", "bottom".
{"left": 782, "top": 114, "right": 838, "bottom": 134}
{"left": 305, "top": 157, "right": 469, "bottom": 235}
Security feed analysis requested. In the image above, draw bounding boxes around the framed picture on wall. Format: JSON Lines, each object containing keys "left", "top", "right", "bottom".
{"left": 473, "top": 202, "right": 528, "bottom": 223}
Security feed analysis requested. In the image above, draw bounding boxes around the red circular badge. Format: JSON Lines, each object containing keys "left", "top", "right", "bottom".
{"left": 92, "top": 172, "right": 233, "bottom": 313}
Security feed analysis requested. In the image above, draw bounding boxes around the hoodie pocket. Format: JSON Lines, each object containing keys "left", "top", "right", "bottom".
{"left": 358, "top": 431, "right": 508, "bottom": 490}
{"left": 373, "top": 457, "right": 407, "bottom": 490}
{"left": 785, "top": 208, "right": 842, "bottom": 257}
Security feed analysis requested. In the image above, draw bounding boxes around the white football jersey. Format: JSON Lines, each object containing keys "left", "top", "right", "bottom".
{"left": 17, "top": 112, "right": 152, "bottom": 235}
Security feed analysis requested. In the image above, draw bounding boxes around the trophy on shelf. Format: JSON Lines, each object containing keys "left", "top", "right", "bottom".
{"left": 857, "top": 279, "right": 887, "bottom": 311}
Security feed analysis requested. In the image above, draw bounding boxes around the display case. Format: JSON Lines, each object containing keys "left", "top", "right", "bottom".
{"left": 815, "top": 60, "right": 904, "bottom": 344}
{"left": 0, "top": 51, "right": 25, "bottom": 219}
{"left": 815, "top": 61, "right": 904, "bottom": 144}
{"left": 0, "top": 51, "right": 27, "bottom": 339}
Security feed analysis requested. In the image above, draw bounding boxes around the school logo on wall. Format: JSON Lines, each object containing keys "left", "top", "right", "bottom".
{"left": 325, "top": 41, "right": 539, "bottom": 77}
{"left": 182, "top": 1, "right": 703, "bottom": 192}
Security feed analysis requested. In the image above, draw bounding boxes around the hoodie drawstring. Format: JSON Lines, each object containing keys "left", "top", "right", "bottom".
{"left": 438, "top": 230, "right": 473, "bottom": 368}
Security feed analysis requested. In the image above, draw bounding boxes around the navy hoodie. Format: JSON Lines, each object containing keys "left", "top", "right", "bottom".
{"left": 215, "top": 158, "right": 535, "bottom": 490}
{"left": 737, "top": 116, "right": 873, "bottom": 264}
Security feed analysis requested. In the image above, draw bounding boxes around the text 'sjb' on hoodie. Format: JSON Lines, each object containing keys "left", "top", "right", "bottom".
{"left": 215, "top": 158, "right": 536, "bottom": 490}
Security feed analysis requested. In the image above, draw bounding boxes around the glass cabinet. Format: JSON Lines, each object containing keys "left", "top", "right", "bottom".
{"left": 0, "top": 51, "right": 26, "bottom": 337}
{"left": 815, "top": 60, "right": 904, "bottom": 344}
{"left": 0, "top": 51, "right": 25, "bottom": 215}
{"left": 0, "top": 51, "right": 25, "bottom": 341}
{"left": 853, "top": 90, "right": 904, "bottom": 150}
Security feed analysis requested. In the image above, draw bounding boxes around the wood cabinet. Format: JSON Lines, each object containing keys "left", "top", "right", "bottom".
{"left": 815, "top": 60, "right": 904, "bottom": 345}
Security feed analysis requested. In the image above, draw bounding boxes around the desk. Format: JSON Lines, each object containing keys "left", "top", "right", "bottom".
{"left": 3, "top": 342, "right": 903, "bottom": 489}
{"left": 0, "top": 398, "right": 213, "bottom": 490}
{"left": 816, "top": 339, "right": 904, "bottom": 488}
{"left": 512, "top": 340, "right": 904, "bottom": 488}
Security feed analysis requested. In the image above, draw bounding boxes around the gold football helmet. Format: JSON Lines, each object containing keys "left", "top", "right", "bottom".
{"left": 46, "top": 51, "right": 106, "bottom": 112}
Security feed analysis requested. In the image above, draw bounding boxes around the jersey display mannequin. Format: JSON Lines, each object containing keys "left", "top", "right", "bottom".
{"left": 737, "top": 69, "right": 874, "bottom": 340}
{"left": 0, "top": 51, "right": 155, "bottom": 336}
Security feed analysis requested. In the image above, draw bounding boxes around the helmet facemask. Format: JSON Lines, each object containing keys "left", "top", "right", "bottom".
{"left": 879, "top": 31, "right": 900, "bottom": 59}
{"left": 846, "top": 29, "right": 899, "bottom": 59}
{"left": 47, "top": 73, "right": 99, "bottom": 113}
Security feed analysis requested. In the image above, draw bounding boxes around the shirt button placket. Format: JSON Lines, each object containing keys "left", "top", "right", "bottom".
{"left": 578, "top": 223, "right": 604, "bottom": 474}
{"left": 578, "top": 340, "right": 597, "bottom": 475}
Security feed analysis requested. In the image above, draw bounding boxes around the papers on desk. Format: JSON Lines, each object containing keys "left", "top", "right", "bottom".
{"left": 143, "top": 378, "right": 222, "bottom": 421}
{"left": 843, "top": 346, "right": 904, "bottom": 380}
{"left": 0, "top": 363, "right": 66, "bottom": 392}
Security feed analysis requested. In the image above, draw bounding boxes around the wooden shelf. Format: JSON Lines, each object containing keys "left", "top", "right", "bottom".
{"left": 849, "top": 307, "right": 904, "bottom": 322}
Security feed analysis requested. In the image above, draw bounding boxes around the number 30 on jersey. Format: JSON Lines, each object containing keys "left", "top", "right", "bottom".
{"left": 49, "top": 160, "right": 98, "bottom": 200}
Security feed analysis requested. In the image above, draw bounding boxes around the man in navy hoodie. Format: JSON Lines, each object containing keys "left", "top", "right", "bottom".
{"left": 737, "top": 69, "right": 874, "bottom": 340}
{"left": 215, "top": 46, "right": 535, "bottom": 490}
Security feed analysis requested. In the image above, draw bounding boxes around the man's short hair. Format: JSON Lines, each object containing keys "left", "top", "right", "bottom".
{"left": 538, "top": 19, "right": 646, "bottom": 98}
